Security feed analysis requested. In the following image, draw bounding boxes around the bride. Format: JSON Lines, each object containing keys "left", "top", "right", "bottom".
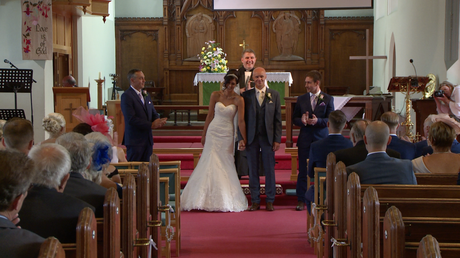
{"left": 181, "top": 70, "right": 248, "bottom": 212}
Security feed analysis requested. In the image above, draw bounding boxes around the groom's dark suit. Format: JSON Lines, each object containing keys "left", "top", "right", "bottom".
{"left": 121, "top": 86, "right": 160, "bottom": 161}
{"left": 241, "top": 87, "right": 282, "bottom": 204}
{"left": 293, "top": 92, "right": 334, "bottom": 204}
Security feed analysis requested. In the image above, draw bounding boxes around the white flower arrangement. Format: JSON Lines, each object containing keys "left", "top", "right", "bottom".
{"left": 198, "top": 40, "right": 228, "bottom": 73}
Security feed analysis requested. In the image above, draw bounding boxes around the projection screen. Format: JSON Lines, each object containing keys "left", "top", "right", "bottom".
{"left": 213, "top": 0, "right": 372, "bottom": 10}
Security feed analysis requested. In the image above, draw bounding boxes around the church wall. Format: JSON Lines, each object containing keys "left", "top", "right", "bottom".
{"left": 374, "top": 0, "right": 447, "bottom": 115}
{"left": 115, "top": 0, "right": 163, "bottom": 18}
{"left": 0, "top": 0, "right": 53, "bottom": 142}
{"left": 79, "top": 2, "right": 116, "bottom": 109}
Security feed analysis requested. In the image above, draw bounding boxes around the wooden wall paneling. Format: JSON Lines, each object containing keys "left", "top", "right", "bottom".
{"left": 324, "top": 18, "right": 373, "bottom": 95}
{"left": 115, "top": 18, "right": 164, "bottom": 96}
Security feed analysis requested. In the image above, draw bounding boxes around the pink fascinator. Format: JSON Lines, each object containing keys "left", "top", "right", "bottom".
{"left": 72, "top": 106, "right": 110, "bottom": 137}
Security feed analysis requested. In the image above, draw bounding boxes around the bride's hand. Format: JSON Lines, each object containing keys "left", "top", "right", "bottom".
{"left": 238, "top": 140, "right": 246, "bottom": 151}
{"left": 201, "top": 135, "right": 206, "bottom": 146}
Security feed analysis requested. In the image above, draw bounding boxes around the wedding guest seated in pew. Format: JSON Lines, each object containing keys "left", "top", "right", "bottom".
{"left": 19, "top": 143, "right": 95, "bottom": 243}
{"left": 56, "top": 132, "right": 107, "bottom": 217}
{"left": 346, "top": 121, "right": 417, "bottom": 184}
{"left": 412, "top": 121, "right": 460, "bottom": 174}
{"left": 85, "top": 132, "right": 123, "bottom": 198}
{"left": 0, "top": 150, "right": 45, "bottom": 257}
{"left": 73, "top": 122, "right": 123, "bottom": 183}
{"left": 415, "top": 114, "right": 460, "bottom": 157}
{"left": 2, "top": 118, "right": 34, "bottom": 155}
{"left": 381, "top": 111, "right": 417, "bottom": 159}
{"left": 40, "top": 113, "right": 66, "bottom": 145}
{"left": 334, "top": 119, "right": 400, "bottom": 167}
{"left": 304, "top": 110, "right": 352, "bottom": 213}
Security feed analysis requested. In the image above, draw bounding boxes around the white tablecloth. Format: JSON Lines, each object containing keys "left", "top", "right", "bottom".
{"left": 194, "top": 72, "right": 293, "bottom": 86}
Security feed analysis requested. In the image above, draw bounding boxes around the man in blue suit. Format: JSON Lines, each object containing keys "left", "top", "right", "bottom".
{"left": 239, "top": 67, "right": 282, "bottom": 211}
{"left": 305, "top": 110, "right": 352, "bottom": 213}
{"left": 346, "top": 121, "right": 416, "bottom": 185}
{"left": 121, "top": 69, "right": 168, "bottom": 162}
{"left": 293, "top": 70, "right": 334, "bottom": 211}
{"left": 380, "top": 111, "right": 416, "bottom": 160}
{"left": 0, "top": 150, "right": 44, "bottom": 257}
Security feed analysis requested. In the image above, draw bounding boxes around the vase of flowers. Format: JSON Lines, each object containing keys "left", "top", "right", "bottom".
{"left": 198, "top": 40, "right": 228, "bottom": 73}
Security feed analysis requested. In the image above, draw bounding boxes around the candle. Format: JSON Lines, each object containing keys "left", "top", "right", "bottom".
{"left": 99, "top": 72, "right": 101, "bottom": 79}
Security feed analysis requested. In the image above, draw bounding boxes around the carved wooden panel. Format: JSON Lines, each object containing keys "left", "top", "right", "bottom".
{"left": 115, "top": 18, "right": 164, "bottom": 94}
{"left": 324, "top": 18, "right": 373, "bottom": 95}
{"left": 114, "top": 1, "right": 374, "bottom": 104}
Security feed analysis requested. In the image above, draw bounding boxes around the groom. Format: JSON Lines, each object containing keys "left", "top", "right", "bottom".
{"left": 239, "top": 67, "right": 282, "bottom": 211}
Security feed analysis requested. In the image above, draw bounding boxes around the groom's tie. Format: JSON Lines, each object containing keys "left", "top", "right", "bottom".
{"left": 258, "top": 90, "right": 264, "bottom": 106}
{"left": 311, "top": 94, "right": 317, "bottom": 111}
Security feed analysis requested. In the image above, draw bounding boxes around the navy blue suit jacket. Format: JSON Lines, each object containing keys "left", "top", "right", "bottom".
{"left": 334, "top": 140, "right": 401, "bottom": 167}
{"left": 293, "top": 92, "right": 334, "bottom": 150}
{"left": 387, "top": 135, "right": 417, "bottom": 160}
{"left": 346, "top": 152, "right": 416, "bottom": 185}
{"left": 0, "top": 218, "right": 44, "bottom": 257}
{"left": 19, "top": 185, "right": 95, "bottom": 243}
{"left": 64, "top": 172, "right": 107, "bottom": 218}
{"left": 307, "top": 134, "right": 352, "bottom": 178}
{"left": 121, "top": 87, "right": 160, "bottom": 160}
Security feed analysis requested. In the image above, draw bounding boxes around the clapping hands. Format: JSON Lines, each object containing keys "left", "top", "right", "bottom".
{"left": 301, "top": 112, "right": 318, "bottom": 126}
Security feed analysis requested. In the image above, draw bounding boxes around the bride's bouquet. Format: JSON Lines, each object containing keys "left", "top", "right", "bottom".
{"left": 198, "top": 40, "right": 228, "bottom": 73}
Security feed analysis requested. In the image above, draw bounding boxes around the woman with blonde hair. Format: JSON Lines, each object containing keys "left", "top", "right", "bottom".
{"left": 412, "top": 121, "right": 460, "bottom": 174}
{"left": 41, "top": 113, "right": 66, "bottom": 144}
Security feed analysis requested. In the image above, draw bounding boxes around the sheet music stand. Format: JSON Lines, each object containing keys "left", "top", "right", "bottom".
{"left": 388, "top": 76, "right": 430, "bottom": 140}
{"left": 0, "top": 69, "right": 34, "bottom": 123}
{"left": 0, "top": 109, "right": 26, "bottom": 120}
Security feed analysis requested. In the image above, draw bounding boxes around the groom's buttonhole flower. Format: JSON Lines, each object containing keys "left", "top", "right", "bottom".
{"left": 317, "top": 94, "right": 324, "bottom": 104}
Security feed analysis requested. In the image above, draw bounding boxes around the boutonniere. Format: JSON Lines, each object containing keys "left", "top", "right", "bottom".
{"left": 142, "top": 90, "right": 148, "bottom": 98}
{"left": 266, "top": 92, "right": 273, "bottom": 103}
{"left": 317, "top": 94, "right": 324, "bottom": 104}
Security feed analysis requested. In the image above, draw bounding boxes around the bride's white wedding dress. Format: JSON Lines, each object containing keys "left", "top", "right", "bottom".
{"left": 181, "top": 102, "right": 248, "bottom": 212}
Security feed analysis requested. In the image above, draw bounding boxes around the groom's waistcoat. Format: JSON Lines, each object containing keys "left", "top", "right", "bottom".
{"left": 256, "top": 100, "right": 267, "bottom": 137}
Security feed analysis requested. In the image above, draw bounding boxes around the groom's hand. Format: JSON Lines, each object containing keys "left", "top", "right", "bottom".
{"left": 307, "top": 114, "right": 318, "bottom": 126}
{"left": 301, "top": 112, "right": 309, "bottom": 126}
{"left": 238, "top": 140, "right": 246, "bottom": 151}
{"left": 272, "top": 142, "right": 280, "bottom": 152}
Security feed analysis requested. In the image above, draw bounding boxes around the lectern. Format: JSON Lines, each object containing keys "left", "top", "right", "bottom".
{"left": 388, "top": 76, "right": 431, "bottom": 140}
{"left": 53, "top": 87, "right": 90, "bottom": 132}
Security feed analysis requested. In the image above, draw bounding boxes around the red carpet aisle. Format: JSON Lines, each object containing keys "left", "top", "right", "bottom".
{"left": 176, "top": 207, "right": 316, "bottom": 257}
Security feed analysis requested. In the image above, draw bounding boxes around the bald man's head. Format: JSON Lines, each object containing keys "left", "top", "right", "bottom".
{"left": 364, "top": 121, "right": 391, "bottom": 152}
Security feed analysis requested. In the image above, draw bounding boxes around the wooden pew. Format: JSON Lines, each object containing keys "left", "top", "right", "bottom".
{"left": 343, "top": 174, "right": 460, "bottom": 257}
{"left": 38, "top": 237, "right": 65, "bottom": 258}
{"left": 383, "top": 205, "right": 405, "bottom": 258}
{"left": 415, "top": 173, "right": 457, "bottom": 185}
{"left": 158, "top": 166, "right": 181, "bottom": 256}
{"left": 102, "top": 187, "right": 121, "bottom": 258}
{"left": 62, "top": 207, "right": 98, "bottom": 258}
{"left": 149, "top": 154, "right": 173, "bottom": 258}
{"left": 284, "top": 147, "right": 298, "bottom": 181}
{"left": 121, "top": 172, "right": 155, "bottom": 258}
{"left": 417, "top": 235, "right": 442, "bottom": 258}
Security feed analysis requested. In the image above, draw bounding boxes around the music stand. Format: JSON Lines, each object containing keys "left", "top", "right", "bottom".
{"left": 388, "top": 76, "right": 430, "bottom": 140}
{"left": 0, "top": 109, "right": 26, "bottom": 120}
{"left": 0, "top": 69, "right": 34, "bottom": 123}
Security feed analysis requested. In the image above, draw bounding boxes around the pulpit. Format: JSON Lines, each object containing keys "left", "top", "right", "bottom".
{"left": 411, "top": 99, "right": 437, "bottom": 137}
{"left": 53, "top": 87, "right": 90, "bottom": 132}
{"left": 194, "top": 72, "right": 293, "bottom": 105}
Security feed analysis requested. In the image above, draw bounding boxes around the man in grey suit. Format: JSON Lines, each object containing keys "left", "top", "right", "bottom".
{"left": 0, "top": 150, "right": 45, "bottom": 257}
{"left": 346, "top": 121, "right": 417, "bottom": 184}
{"left": 239, "top": 67, "right": 282, "bottom": 211}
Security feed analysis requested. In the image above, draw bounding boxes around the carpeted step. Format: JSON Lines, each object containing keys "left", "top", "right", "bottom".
{"left": 154, "top": 135, "right": 298, "bottom": 144}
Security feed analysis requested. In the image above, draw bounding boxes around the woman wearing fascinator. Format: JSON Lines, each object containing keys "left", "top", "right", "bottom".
{"left": 181, "top": 69, "right": 248, "bottom": 212}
